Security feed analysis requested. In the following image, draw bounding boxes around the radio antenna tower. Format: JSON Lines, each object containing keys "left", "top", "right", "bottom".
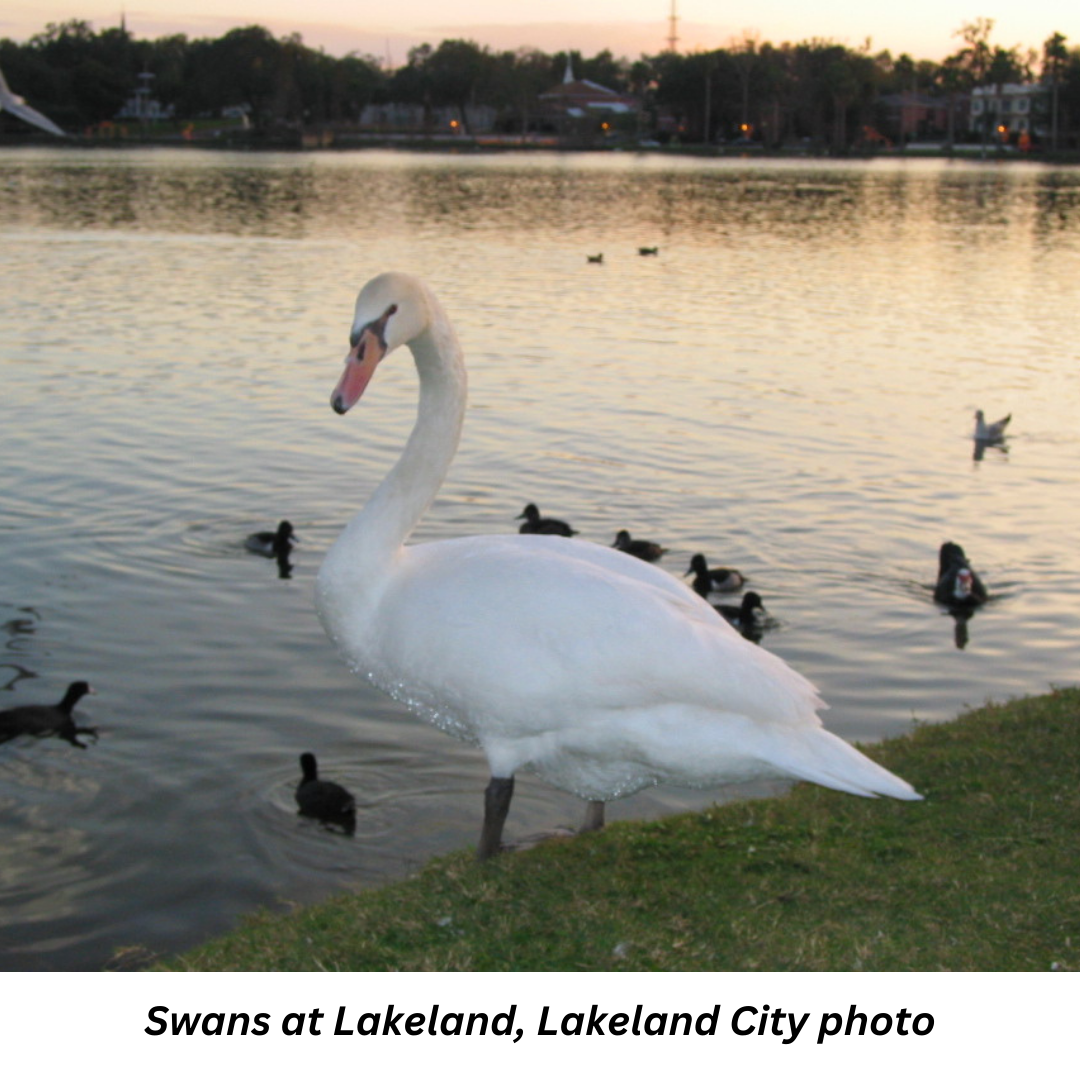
{"left": 666, "top": 0, "right": 679, "bottom": 53}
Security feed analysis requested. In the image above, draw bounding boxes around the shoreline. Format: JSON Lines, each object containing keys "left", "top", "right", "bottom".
{"left": 5, "top": 131, "right": 1080, "bottom": 165}
{"left": 154, "top": 687, "right": 1080, "bottom": 972}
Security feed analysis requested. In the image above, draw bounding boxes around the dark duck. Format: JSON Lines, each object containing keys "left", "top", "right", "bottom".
{"left": 714, "top": 592, "right": 766, "bottom": 639}
{"left": 245, "top": 520, "right": 296, "bottom": 558}
{"left": 685, "top": 553, "right": 747, "bottom": 597}
{"left": 295, "top": 752, "right": 357, "bottom": 833}
{"left": 933, "top": 541, "right": 988, "bottom": 607}
{"left": 612, "top": 530, "right": 667, "bottom": 562}
{"left": 0, "top": 680, "right": 98, "bottom": 748}
{"left": 516, "top": 504, "right": 577, "bottom": 537}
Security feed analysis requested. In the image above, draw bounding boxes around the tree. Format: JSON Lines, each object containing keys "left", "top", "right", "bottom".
{"left": 425, "top": 39, "right": 494, "bottom": 134}
{"left": 1042, "top": 32, "right": 1069, "bottom": 150}
{"left": 390, "top": 44, "right": 434, "bottom": 131}
{"left": 491, "top": 48, "right": 552, "bottom": 135}
{"left": 332, "top": 53, "right": 385, "bottom": 124}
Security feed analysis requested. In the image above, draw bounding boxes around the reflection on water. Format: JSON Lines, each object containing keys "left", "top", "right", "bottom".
{"left": 5, "top": 148, "right": 1080, "bottom": 244}
{"left": 2, "top": 148, "right": 1080, "bottom": 969}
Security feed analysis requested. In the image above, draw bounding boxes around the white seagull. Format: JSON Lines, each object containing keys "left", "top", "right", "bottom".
{"left": 974, "top": 409, "right": 1010, "bottom": 443}
{"left": 0, "top": 66, "right": 65, "bottom": 137}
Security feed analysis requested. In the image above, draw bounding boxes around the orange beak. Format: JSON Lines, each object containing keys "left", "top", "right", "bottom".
{"left": 331, "top": 325, "right": 387, "bottom": 415}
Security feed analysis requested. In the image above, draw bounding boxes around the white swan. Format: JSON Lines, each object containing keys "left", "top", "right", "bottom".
{"left": 315, "top": 273, "right": 920, "bottom": 859}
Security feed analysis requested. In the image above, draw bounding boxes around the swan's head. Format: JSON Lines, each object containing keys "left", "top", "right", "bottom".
{"left": 331, "top": 273, "right": 432, "bottom": 415}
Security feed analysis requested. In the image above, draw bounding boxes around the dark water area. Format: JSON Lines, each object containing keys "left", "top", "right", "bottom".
{"left": 2, "top": 148, "right": 1079, "bottom": 969}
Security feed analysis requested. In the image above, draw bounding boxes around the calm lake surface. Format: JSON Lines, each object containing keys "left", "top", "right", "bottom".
{"left": 2, "top": 147, "right": 1079, "bottom": 970}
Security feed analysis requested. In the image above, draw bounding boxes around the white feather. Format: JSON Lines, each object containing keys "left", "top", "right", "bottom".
{"left": 316, "top": 273, "right": 920, "bottom": 825}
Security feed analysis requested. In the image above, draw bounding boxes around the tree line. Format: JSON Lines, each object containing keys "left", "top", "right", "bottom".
{"left": 2, "top": 17, "right": 1078, "bottom": 149}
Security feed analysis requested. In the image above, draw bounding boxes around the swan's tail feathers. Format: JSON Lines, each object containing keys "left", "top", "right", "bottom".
{"left": 768, "top": 726, "right": 922, "bottom": 801}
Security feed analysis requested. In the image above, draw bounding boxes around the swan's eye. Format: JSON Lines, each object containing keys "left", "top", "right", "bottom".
{"left": 349, "top": 303, "right": 398, "bottom": 354}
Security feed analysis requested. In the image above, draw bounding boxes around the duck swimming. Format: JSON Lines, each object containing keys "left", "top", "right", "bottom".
{"left": 714, "top": 591, "right": 766, "bottom": 629}
{"left": 314, "top": 272, "right": 920, "bottom": 860}
{"left": 245, "top": 520, "right": 296, "bottom": 558}
{"left": 933, "top": 541, "right": 988, "bottom": 607}
{"left": 295, "top": 752, "right": 356, "bottom": 832}
{"left": 0, "top": 680, "right": 98, "bottom": 748}
{"left": 516, "top": 504, "right": 577, "bottom": 537}
{"left": 611, "top": 529, "right": 667, "bottom": 562}
{"left": 686, "top": 553, "right": 747, "bottom": 597}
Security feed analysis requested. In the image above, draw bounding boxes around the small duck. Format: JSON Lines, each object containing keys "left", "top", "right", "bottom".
{"left": 0, "top": 680, "right": 98, "bottom": 749}
{"left": 974, "top": 410, "right": 1011, "bottom": 443}
{"left": 713, "top": 591, "right": 766, "bottom": 633}
{"left": 933, "top": 541, "right": 988, "bottom": 607}
{"left": 516, "top": 504, "right": 577, "bottom": 537}
{"left": 586, "top": 253, "right": 604, "bottom": 264}
{"left": 245, "top": 520, "right": 296, "bottom": 558}
{"left": 612, "top": 529, "right": 668, "bottom": 562}
{"left": 295, "top": 752, "right": 357, "bottom": 832}
{"left": 685, "top": 553, "right": 747, "bottom": 597}
{"left": 638, "top": 246, "right": 659, "bottom": 256}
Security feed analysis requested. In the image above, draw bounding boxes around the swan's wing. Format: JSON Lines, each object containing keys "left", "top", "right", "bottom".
{"left": 373, "top": 534, "right": 823, "bottom": 732}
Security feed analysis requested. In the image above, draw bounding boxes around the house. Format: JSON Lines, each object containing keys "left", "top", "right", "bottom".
{"left": 878, "top": 92, "right": 953, "bottom": 142}
{"left": 538, "top": 58, "right": 639, "bottom": 141}
{"left": 969, "top": 83, "right": 1048, "bottom": 141}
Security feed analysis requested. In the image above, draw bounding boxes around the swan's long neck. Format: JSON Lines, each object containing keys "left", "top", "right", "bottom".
{"left": 321, "top": 309, "right": 466, "bottom": 605}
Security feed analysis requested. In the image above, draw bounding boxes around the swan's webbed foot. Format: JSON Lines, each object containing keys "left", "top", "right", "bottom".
{"left": 581, "top": 799, "right": 605, "bottom": 833}
{"left": 477, "top": 775, "right": 514, "bottom": 861}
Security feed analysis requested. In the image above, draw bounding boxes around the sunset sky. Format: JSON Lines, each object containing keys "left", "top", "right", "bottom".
{"left": 2, "top": 0, "right": 1076, "bottom": 66}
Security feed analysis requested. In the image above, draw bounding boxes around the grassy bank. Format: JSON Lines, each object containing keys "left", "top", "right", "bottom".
{"left": 161, "top": 688, "right": 1080, "bottom": 971}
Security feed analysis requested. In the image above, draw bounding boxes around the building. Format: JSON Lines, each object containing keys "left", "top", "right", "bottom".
{"left": 538, "top": 58, "right": 639, "bottom": 141}
{"left": 116, "top": 71, "right": 173, "bottom": 123}
{"left": 969, "top": 83, "right": 1048, "bottom": 141}
{"left": 878, "top": 92, "right": 953, "bottom": 142}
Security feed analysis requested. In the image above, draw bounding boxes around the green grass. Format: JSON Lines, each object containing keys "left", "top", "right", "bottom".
{"left": 158, "top": 688, "right": 1080, "bottom": 971}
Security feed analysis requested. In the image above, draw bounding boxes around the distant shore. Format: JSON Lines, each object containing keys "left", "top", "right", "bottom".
{"left": 5, "top": 129, "right": 1080, "bottom": 164}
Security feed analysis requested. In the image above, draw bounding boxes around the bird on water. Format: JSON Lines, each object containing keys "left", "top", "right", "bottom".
{"left": 314, "top": 272, "right": 921, "bottom": 860}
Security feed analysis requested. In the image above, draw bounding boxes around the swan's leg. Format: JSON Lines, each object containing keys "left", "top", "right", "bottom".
{"left": 581, "top": 800, "right": 605, "bottom": 833}
{"left": 478, "top": 776, "right": 515, "bottom": 860}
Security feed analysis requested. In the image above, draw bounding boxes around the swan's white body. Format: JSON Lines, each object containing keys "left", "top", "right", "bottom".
{"left": 316, "top": 274, "right": 919, "bottom": 852}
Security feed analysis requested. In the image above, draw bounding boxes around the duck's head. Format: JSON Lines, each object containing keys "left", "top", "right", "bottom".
{"left": 743, "top": 591, "right": 765, "bottom": 616}
{"left": 517, "top": 504, "right": 540, "bottom": 522}
{"left": 686, "top": 554, "right": 708, "bottom": 576}
{"left": 62, "top": 681, "right": 95, "bottom": 710}
{"left": 332, "top": 273, "right": 432, "bottom": 415}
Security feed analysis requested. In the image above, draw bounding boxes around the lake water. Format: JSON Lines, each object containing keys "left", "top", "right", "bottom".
{"left": 1, "top": 147, "right": 1079, "bottom": 970}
